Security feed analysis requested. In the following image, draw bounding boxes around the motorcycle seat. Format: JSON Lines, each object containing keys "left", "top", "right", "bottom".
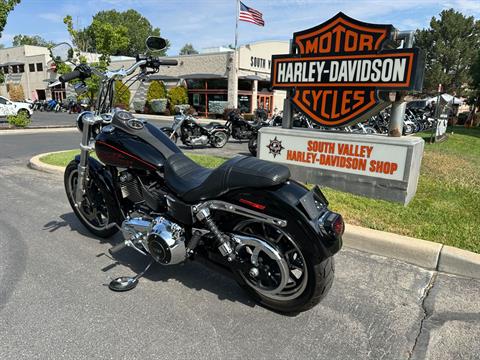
{"left": 202, "top": 122, "right": 223, "bottom": 130}
{"left": 164, "top": 153, "right": 290, "bottom": 203}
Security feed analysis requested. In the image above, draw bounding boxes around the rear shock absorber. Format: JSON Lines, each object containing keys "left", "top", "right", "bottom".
{"left": 196, "top": 207, "right": 234, "bottom": 260}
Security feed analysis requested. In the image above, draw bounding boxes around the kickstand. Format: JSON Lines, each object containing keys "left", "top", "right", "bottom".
{"left": 108, "top": 260, "right": 155, "bottom": 292}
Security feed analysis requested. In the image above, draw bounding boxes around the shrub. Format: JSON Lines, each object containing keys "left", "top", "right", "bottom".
{"left": 168, "top": 86, "right": 188, "bottom": 112}
{"left": 113, "top": 80, "right": 130, "bottom": 109}
{"left": 150, "top": 99, "right": 168, "bottom": 113}
{"left": 208, "top": 100, "right": 228, "bottom": 115}
{"left": 7, "top": 112, "right": 31, "bottom": 128}
{"left": 133, "top": 100, "right": 145, "bottom": 113}
{"left": 146, "top": 80, "right": 167, "bottom": 103}
{"left": 8, "top": 83, "right": 25, "bottom": 101}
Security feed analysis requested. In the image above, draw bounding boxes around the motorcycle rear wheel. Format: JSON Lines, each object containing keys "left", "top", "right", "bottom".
{"left": 210, "top": 131, "right": 228, "bottom": 148}
{"left": 232, "top": 219, "right": 335, "bottom": 314}
{"left": 64, "top": 160, "right": 121, "bottom": 238}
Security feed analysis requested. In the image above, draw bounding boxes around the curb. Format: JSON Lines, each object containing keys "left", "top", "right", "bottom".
{"left": 29, "top": 151, "right": 67, "bottom": 175}
{"left": 30, "top": 150, "right": 480, "bottom": 280}
{"left": 344, "top": 225, "right": 480, "bottom": 279}
{"left": 0, "top": 127, "right": 77, "bottom": 135}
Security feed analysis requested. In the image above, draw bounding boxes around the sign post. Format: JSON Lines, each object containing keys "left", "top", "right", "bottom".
{"left": 259, "top": 13, "right": 426, "bottom": 205}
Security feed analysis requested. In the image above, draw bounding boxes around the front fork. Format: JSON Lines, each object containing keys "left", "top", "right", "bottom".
{"left": 75, "top": 115, "right": 95, "bottom": 206}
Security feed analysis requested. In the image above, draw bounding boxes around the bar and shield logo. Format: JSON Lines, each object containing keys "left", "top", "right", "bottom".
{"left": 271, "top": 12, "right": 424, "bottom": 127}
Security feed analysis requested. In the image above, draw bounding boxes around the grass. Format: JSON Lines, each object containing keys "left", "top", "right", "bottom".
{"left": 40, "top": 127, "right": 480, "bottom": 253}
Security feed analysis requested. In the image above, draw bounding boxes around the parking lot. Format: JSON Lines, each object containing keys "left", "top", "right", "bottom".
{"left": 0, "top": 126, "right": 479, "bottom": 359}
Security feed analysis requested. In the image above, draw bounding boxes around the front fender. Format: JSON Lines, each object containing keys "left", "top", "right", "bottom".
{"left": 73, "top": 155, "right": 123, "bottom": 214}
{"left": 220, "top": 181, "right": 342, "bottom": 261}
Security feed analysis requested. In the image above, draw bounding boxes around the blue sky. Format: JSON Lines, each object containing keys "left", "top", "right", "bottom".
{"left": 2, "top": 0, "right": 480, "bottom": 55}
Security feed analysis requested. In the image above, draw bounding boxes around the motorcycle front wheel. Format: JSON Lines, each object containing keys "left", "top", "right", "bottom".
{"left": 64, "top": 160, "right": 121, "bottom": 238}
{"left": 232, "top": 219, "right": 335, "bottom": 314}
{"left": 248, "top": 136, "right": 257, "bottom": 156}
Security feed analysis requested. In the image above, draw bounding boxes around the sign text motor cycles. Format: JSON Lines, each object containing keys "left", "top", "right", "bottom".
{"left": 271, "top": 12, "right": 424, "bottom": 127}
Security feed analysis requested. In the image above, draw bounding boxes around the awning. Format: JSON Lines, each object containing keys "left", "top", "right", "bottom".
{"left": 179, "top": 73, "right": 227, "bottom": 79}
{"left": 239, "top": 75, "right": 269, "bottom": 81}
{"left": 0, "top": 61, "right": 25, "bottom": 66}
{"left": 148, "top": 74, "right": 180, "bottom": 81}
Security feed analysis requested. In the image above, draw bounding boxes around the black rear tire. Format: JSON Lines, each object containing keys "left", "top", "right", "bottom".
{"left": 232, "top": 220, "right": 335, "bottom": 314}
{"left": 210, "top": 131, "right": 228, "bottom": 148}
{"left": 64, "top": 160, "right": 121, "bottom": 238}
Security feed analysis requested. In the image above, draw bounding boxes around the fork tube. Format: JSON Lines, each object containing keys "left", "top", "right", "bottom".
{"left": 75, "top": 121, "right": 91, "bottom": 206}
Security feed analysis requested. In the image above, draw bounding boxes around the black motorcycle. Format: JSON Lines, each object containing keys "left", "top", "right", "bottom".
{"left": 52, "top": 37, "right": 342, "bottom": 314}
{"left": 161, "top": 111, "right": 229, "bottom": 148}
{"left": 225, "top": 110, "right": 269, "bottom": 156}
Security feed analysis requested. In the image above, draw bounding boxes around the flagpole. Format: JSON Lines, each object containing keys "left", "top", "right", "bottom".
{"left": 232, "top": 0, "right": 239, "bottom": 108}
{"left": 234, "top": 0, "right": 239, "bottom": 50}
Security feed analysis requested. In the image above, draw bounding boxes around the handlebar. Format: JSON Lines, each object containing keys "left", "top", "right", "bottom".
{"left": 157, "top": 59, "right": 178, "bottom": 66}
{"left": 59, "top": 70, "right": 82, "bottom": 83}
{"left": 59, "top": 56, "right": 177, "bottom": 83}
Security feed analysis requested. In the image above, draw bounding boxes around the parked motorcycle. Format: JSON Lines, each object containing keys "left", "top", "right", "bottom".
{"left": 162, "top": 111, "right": 229, "bottom": 148}
{"left": 52, "top": 38, "right": 342, "bottom": 314}
{"left": 225, "top": 110, "right": 267, "bottom": 155}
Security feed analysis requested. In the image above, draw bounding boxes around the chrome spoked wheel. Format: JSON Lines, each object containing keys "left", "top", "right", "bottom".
{"left": 234, "top": 220, "right": 309, "bottom": 301}
{"left": 67, "top": 169, "right": 110, "bottom": 231}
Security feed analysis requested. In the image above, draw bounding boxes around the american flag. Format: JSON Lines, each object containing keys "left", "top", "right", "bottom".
{"left": 239, "top": 1, "right": 265, "bottom": 27}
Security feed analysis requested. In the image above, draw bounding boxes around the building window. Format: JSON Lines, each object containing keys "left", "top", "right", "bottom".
{"left": 2, "top": 66, "right": 8, "bottom": 74}
{"left": 29, "top": 63, "right": 35, "bottom": 72}
{"left": 18, "top": 64, "right": 24, "bottom": 73}
{"left": 12, "top": 66, "right": 18, "bottom": 74}
{"left": 36, "top": 63, "right": 43, "bottom": 71}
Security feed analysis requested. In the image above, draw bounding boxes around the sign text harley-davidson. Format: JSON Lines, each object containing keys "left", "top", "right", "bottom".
{"left": 270, "top": 12, "right": 424, "bottom": 127}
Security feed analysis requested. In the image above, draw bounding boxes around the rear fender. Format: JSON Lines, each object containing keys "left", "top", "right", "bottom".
{"left": 220, "top": 180, "right": 342, "bottom": 260}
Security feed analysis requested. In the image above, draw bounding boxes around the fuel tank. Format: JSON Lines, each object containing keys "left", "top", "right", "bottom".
{"left": 95, "top": 111, "right": 181, "bottom": 171}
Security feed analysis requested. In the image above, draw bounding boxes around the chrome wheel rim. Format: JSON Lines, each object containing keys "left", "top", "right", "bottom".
{"left": 234, "top": 220, "right": 308, "bottom": 301}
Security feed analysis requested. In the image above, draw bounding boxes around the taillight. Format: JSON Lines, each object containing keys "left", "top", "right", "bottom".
{"left": 320, "top": 212, "right": 344, "bottom": 239}
{"left": 332, "top": 215, "right": 345, "bottom": 237}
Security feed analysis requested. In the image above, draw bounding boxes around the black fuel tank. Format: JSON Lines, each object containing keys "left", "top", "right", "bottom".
{"left": 95, "top": 122, "right": 180, "bottom": 171}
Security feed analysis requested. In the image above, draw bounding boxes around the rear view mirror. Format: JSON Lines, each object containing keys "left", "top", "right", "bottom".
{"left": 146, "top": 36, "right": 167, "bottom": 51}
{"left": 50, "top": 43, "right": 74, "bottom": 63}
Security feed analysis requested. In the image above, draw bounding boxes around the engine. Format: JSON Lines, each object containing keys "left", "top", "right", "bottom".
{"left": 121, "top": 216, "right": 186, "bottom": 265}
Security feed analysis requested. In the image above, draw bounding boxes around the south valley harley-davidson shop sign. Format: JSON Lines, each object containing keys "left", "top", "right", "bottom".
{"left": 271, "top": 12, "right": 424, "bottom": 127}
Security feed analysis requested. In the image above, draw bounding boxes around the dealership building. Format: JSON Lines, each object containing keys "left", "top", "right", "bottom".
{"left": 0, "top": 40, "right": 289, "bottom": 116}
{"left": 135, "top": 40, "right": 289, "bottom": 116}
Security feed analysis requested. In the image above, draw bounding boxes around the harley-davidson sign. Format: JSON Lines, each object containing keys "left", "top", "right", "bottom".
{"left": 271, "top": 12, "right": 424, "bottom": 127}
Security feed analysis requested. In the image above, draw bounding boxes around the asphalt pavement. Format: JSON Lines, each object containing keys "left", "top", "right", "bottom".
{"left": 1, "top": 123, "right": 480, "bottom": 359}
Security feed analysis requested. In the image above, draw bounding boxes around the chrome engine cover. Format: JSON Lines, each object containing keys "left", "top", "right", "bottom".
{"left": 147, "top": 217, "right": 186, "bottom": 265}
{"left": 121, "top": 216, "right": 186, "bottom": 265}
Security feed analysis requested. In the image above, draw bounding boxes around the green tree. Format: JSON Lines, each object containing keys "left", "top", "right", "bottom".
{"left": 0, "top": 0, "right": 20, "bottom": 38}
{"left": 12, "top": 34, "right": 53, "bottom": 47}
{"left": 69, "top": 10, "right": 169, "bottom": 57}
{"left": 146, "top": 80, "right": 167, "bottom": 102}
{"left": 89, "top": 19, "right": 129, "bottom": 61}
{"left": 415, "top": 9, "right": 480, "bottom": 95}
{"left": 179, "top": 43, "right": 198, "bottom": 55}
{"left": 113, "top": 80, "right": 131, "bottom": 109}
{"left": 168, "top": 86, "right": 188, "bottom": 112}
